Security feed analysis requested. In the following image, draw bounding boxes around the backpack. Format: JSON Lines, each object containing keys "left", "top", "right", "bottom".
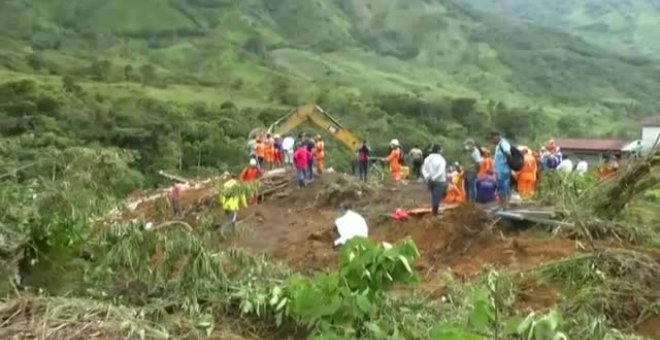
{"left": 500, "top": 143, "right": 524, "bottom": 171}
{"left": 545, "top": 155, "right": 559, "bottom": 169}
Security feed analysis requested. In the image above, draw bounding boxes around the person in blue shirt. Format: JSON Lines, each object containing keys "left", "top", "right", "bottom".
{"left": 490, "top": 131, "right": 512, "bottom": 204}
{"left": 476, "top": 170, "right": 498, "bottom": 204}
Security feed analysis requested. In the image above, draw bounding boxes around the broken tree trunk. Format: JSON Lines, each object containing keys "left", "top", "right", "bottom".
{"left": 591, "top": 147, "right": 660, "bottom": 220}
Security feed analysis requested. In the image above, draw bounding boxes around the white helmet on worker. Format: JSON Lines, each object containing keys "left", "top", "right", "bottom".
{"left": 249, "top": 158, "right": 257, "bottom": 166}
{"left": 390, "top": 139, "right": 400, "bottom": 147}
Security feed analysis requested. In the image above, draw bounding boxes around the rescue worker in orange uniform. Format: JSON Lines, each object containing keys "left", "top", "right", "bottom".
{"left": 255, "top": 138, "right": 266, "bottom": 170}
{"left": 516, "top": 147, "right": 538, "bottom": 197}
{"left": 314, "top": 134, "right": 325, "bottom": 174}
{"left": 387, "top": 139, "right": 402, "bottom": 181}
{"left": 443, "top": 167, "right": 464, "bottom": 203}
{"left": 240, "top": 158, "right": 262, "bottom": 204}
{"left": 456, "top": 165, "right": 466, "bottom": 202}
{"left": 478, "top": 147, "right": 494, "bottom": 179}
{"left": 240, "top": 158, "right": 262, "bottom": 182}
{"left": 264, "top": 134, "right": 275, "bottom": 169}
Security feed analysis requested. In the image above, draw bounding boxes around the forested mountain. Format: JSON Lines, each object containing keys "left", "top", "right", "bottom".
{"left": 455, "top": 0, "right": 660, "bottom": 56}
{"left": 2, "top": 0, "right": 659, "bottom": 186}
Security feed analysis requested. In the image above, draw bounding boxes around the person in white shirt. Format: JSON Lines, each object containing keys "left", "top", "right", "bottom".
{"left": 281, "top": 134, "right": 295, "bottom": 169}
{"left": 422, "top": 144, "right": 447, "bottom": 216}
{"left": 575, "top": 156, "right": 588, "bottom": 176}
{"left": 556, "top": 156, "right": 574, "bottom": 173}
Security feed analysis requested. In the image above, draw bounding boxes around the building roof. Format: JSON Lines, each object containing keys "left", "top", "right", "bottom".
{"left": 642, "top": 116, "right": 660, "bottom": 127}
{"left": 555, "top": 138, "right": 632, "bottom": 152}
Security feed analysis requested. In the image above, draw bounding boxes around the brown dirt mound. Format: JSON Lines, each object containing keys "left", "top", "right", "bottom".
{"left": 104, "top": 172, "right": 584, "bottom": 282}
{"left": 234, "top": 196, "right": 582, "bottom": 280}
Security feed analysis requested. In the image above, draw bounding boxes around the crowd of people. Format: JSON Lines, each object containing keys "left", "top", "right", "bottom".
{"left": 169, "top": 131, "right": 626, "bottom": 232}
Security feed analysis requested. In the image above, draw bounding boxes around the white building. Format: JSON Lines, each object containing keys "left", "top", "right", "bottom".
{"left": 642, "top": 117, "right": 660, "bottom": 151}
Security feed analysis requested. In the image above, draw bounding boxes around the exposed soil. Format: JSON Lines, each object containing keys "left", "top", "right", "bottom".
{"left": 224, "top": 174, "right": 582, "bottom": 280}
{"left": 99, "top": 172, "right": 660, "bottom": 339}
{"left": 635, "top": 315, "right": 660, "bottom": 339}
{"left": 106, "top": 173, "right": 583, "bottom": 279}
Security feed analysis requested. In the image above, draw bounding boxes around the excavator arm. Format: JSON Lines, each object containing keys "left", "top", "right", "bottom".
{"left": 268, "top": 104, "right": 361, "bottom": 150}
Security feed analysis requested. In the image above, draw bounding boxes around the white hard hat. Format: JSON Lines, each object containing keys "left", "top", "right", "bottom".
{"left": 390, "top": 139, "right": 400, "bottom": 146}
{"left": 249, "top": 158, "right": 257, "bottom": 166}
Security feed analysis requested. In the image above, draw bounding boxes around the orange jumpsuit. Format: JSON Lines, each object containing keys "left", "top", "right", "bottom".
{"left": 255, "top": 141, "right": 266, "bottom": 160}
{"left": 456, "top": 169, "right": 466, "bottom": 202}
{"left": 517, "top": 153, "right": 538, "bottom": 196}
{"left": 443, "top": 178, "right": 464, "bottom": 203}
{"left": 478, "top": 157, "right": 494, "bottom": 179}
{"left": 315, "top": 140, "right": 325, "bottom": 174}
{"left": 388, "top": 148, "right": 402, "bottom": 181}
{"left": 264, "top": 139, "right": 275, "bottom": 166}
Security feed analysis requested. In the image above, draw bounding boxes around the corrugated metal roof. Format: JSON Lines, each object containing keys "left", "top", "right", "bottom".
{"left": 642, "top": 116, "right": 660, "bottom": 127}
{"left": 555, "top": 138, "right": 632, "bottom": 152}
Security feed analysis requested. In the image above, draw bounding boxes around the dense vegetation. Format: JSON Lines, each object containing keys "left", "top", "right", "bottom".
{"left": 2, "top": 0, "right": 660, "bottom": 187}
{"left": 455, "top": 0, "right": 660, "bottom": 56}
{"left": 2, "top": 2, "right": 660, "bottom": 338}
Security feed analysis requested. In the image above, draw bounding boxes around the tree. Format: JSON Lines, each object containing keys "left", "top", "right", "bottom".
{"left": 269, "top": 76, "right": 298, "bottom": 105}
{"left": 89, "top": 59, "right": 111, "bottom": 81}
{"left": 62, "top": 76, "right": 82, "bottom": 94}
{"left": 27, "top": 53, "right": 44, "bottom": 71}
{"left": 124, "top": 65, "right": 137, "bottom": 82}
{"left": 139, "top": 64, "right": 157, "bottom": 86}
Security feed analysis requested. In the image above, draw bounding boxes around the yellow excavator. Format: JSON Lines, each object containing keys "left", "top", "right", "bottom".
{"left": 261, "top": 104, "right": 409, "bottom": 178}
{"left": 267, "top": 104, "right": 361, "bottom": 150}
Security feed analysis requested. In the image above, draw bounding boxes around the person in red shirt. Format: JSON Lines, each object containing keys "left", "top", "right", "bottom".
{"left": 240, "top": 158, "right": 262, "bottom": 204}
{"left": 293, "top": 143, "right": 312, "bottom": 188}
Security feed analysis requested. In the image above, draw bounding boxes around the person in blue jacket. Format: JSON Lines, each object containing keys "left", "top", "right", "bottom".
{"left": 490, "top": 131, "right": 512, "bottom": 204}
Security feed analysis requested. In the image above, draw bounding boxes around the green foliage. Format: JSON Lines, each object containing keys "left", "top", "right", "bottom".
{"left": 284, "top": 238, "right": 420, "bottom": 336}
{"left": 432, "top": 270, "right": 569, "bottom": 340}
{"left": 536, "top": 171, "right": 597, "bottom": 210}
{"left": 455, "top": 0, "right": 660, "bottom": 56}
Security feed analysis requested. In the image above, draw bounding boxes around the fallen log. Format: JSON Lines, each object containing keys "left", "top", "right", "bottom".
{"left": 158, "top": 170, "right": 189, "bottom": 183}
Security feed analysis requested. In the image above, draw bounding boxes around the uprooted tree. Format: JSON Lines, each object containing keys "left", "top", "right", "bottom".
{"left": 591, "top": 148, "right": 660, "bottom": 220}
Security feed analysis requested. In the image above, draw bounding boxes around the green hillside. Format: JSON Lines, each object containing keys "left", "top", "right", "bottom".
{"left": 1, "top": 0, "right": 659, "bottom": 184}
{"left": 455, "top": 0, "right": 660, "bottom": 57}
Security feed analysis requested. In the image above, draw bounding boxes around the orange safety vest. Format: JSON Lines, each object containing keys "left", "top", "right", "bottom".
{"left": 240, "top": 167, "right": 261, "bottom": 182}
{"left": 265, "top": 139, "right": 275, "bottom": 162}
{"left": 255, "top": 142, "right": 266, "bottom": 158}
{"left": 478, "top": 157, "right": 494, "bottom": 178}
